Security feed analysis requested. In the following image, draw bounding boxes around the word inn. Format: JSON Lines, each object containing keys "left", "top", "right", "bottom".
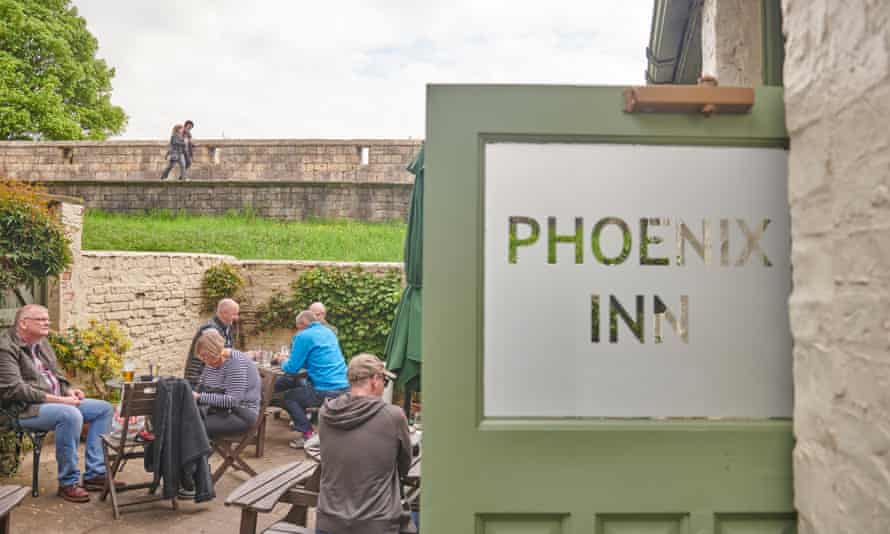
{"left": 506, "top": 216, "right": 774, "bottom": 345}
{"left": 508, "top": 216, "right": 773, "bottom": 267}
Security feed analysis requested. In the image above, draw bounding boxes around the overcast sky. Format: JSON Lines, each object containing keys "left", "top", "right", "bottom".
{"left": 73, "top": 1, "right": 652, "bottom": 140}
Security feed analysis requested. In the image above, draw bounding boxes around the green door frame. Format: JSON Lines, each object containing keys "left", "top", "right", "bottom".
{"left": 422, "top": 85, "right": 793, "bottom": 534}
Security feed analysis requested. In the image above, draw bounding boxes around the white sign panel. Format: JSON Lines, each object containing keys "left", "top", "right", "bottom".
{"left": 484, "top": 143, "right": 791, "bottom": 418}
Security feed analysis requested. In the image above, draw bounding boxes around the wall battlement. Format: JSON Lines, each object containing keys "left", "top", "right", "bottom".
{"left": 0, "top": 138, "right": 421, "bottom": 183}
{"left": 0, "top": 139, "right": 421, "bottom": 220}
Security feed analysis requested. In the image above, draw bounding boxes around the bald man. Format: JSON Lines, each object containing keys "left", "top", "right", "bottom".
{"left": 0, "top": 305, "right": 116, "bottom": 503}
{"left": 184, "top": 298, "right": 239, "bottom": 388}
{"left": 309, "top": 301, "right": 337, "bottom": 335}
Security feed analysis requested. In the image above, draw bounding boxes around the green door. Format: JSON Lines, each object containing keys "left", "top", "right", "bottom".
{"left": 421, "top": 86, "right": 794, "bottom": 534}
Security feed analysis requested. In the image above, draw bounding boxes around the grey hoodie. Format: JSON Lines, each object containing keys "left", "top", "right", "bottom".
{"left": 316, "top": 393, "right": 412, "bottom": 534}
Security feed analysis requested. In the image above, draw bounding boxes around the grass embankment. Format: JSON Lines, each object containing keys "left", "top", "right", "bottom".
{"left": 82, "top": 210, "right": 406, "bottom": 262}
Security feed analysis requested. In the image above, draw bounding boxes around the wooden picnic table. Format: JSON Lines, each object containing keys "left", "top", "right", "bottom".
{"left": 0, "top": 485, "right": 29, "bottom": 534}
{"left": 226, "top": 432, "right": 421, "bottom": 534}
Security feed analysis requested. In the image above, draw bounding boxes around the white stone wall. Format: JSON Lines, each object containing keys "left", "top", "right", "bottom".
{"left": 783, "top": 0, "right": 890, "bottom": 532}
{"left": 73, "top": 252, "right": 236, "bottom": 375}
{"left": 57, "top": 249, "right": 404, "bottom": 377}
{"left": 701, "top": 0, "right": 763, "bottom": 86}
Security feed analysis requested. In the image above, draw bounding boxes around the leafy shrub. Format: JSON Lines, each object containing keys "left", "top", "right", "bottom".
{"left": 49, "top": 320, "right": 132, "bottom": 400}
{"left": 0, "top": 179, "right": 72, "bottom": 291}
{"left": 202, "top": 263, "right": 245, "bottom": 310}
{"left": 257, "top": 267, "right": 403, "bottom": 358}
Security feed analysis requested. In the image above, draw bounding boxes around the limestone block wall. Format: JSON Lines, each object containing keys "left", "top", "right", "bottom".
{"left": 62, "top": 252, "right": 403, "bottom": 376}
{"left": 0, "top": 139, "right": 420, "bottom": 183}
{"left": 73, "top": 251, "right": 236, "bottom": 376}
{"left": 783, "top": 0, "right": 890, "bottom": 532}
{"left": 44, "top": 181, "right": 411, "bottom": 221}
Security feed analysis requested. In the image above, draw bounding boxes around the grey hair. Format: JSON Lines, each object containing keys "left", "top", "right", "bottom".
{"left": 295, "top": 310, "right": 318, "bottom": 327}
{"left": 14, "top": 304, "right": 47, "bottom": 327}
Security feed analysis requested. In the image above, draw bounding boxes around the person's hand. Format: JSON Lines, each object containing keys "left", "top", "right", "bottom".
{"left": 192, "top": 392, "right": 200, "bottom": 402}
{"left": 69, "top": 388, "right": 85, "bottom": 400}
{"left": 61, "top": 395, "right": 81, "bottom": 406}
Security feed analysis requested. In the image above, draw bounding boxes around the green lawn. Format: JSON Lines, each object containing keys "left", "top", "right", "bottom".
{"left": 82, "top": 210, "right": 406, "bottom": 262}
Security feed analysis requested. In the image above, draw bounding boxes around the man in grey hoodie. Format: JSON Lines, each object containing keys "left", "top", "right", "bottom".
{"left": 316, "top": 353, "right": 412, "bottom": 534}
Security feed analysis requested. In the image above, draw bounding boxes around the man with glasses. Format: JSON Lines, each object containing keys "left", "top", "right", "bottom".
{"left": 272, "top": 309, "right": 349, "bottom": 449}
{"left": 315, "top": 353, "right": 410, "bottom": 534}
{"left": 0, "top": 305, "right": 116, "bottom": 503}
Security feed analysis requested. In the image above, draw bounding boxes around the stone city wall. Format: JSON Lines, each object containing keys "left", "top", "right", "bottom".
{"left": 0, "top": 139, "right": 420, "bottom": 183}
{"left": 782, "top": 0, "right": 890, "bottom": 532}
{"left": 0, "top": 139, "right": 421, "bottom": 221}
{"left": 61, "top": 250, "right": 402, "bottom": 376}
{"left": 43, "top": 181, "right": 411, "bottom": 221}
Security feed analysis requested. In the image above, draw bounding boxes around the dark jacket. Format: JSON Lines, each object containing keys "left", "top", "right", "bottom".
{"left": 184, "top": 316, "right": 234, "bottom": 388}
{"left": 145, "top": 377, "right": 214, "bottom": 503}
{"left": 166, "top": 134, "right": 187, "bottom": 159}
{"left": 0, "top": 328, "right": 71, "bottom": 419}
{"left": 316, "top": 394, "right": 412, "bottom": 534}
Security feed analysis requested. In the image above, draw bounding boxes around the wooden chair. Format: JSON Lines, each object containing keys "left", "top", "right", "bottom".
{"left": 210, "top": 370, "right": 276, "bottom": 483}
{"left": 0, "top": 403, "right": 48, "bottom": 497}
{"left": 100, "top": 381, "right": 175, "bottom": 520}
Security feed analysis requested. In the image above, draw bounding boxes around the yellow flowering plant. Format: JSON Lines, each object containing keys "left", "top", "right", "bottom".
{"left": 49, "top": 320, "right": 131, "bottom": 400}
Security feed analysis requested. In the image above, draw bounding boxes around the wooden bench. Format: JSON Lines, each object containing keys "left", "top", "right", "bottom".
{"left": 261, "top": 523, "right": 313, "bottom": 534}
{"left": 0, "top": 485, "right": 28, "bottom": 534}
{"left": 225, "top": 460, "right": 320, "bottom": 534}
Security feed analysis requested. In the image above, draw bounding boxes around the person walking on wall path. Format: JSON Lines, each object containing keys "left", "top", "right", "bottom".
{"left": 182, "top": 120, "right": 195, "bottom": 169}
{"left": 160, "top": 124, "right": 188, "bottom": 180}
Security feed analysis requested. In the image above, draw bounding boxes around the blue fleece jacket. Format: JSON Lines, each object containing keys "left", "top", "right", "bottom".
{"left": 282, "top": 322, "right": 348, "bottom": 391}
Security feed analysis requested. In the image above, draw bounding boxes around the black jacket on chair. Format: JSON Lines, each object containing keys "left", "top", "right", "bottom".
{"left": 145, "top": 377, "right": 215, "bottom": 503}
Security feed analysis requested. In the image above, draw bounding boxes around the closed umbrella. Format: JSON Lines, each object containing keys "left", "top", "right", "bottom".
{"left": 385, "top": 145, "right": 424, "bottom": 404}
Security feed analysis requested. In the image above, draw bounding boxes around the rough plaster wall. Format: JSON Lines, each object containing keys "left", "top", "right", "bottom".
{"left": 783, "top": 0, "right": 890, "bottom": 532}
{"left": 702, "top": 0, "right": 763, "bottom": 86}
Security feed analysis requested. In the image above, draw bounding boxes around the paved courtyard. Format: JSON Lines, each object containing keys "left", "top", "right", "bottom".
{"left": 4, "top": 412, "right": 311, "bottom": 534}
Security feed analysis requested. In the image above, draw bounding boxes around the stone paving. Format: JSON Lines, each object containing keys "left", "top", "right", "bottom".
{"left": 4, "top": 413, "right": 310, "bottom": 534}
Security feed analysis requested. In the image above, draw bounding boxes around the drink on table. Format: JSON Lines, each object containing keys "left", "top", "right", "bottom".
{"left": 122, "top": 359, "right": 135, "bottom": 382}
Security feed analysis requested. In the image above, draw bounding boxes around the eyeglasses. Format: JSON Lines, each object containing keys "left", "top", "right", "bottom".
{"left": 379, "top": 374, "right": 391, "bottom": 387}
{"left": 23, "top": 317, "right": 50, "bottom": 323}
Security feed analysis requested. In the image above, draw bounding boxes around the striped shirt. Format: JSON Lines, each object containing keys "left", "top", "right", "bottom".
{"left": 197, "top": 350, "right": 260, "bottom": 415}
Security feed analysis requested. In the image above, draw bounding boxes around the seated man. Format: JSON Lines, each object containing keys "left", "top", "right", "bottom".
{"left": 272, "top": 310, "right": 348, "bottom": 449}
{"left": 0, "top": 305, "right": 115, "bottom": 503}
{"left": 316, "top": 353, "right": 411, "bottom": 534}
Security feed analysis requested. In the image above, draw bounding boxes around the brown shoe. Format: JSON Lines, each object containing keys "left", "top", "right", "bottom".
{"left": 58, "top": 484, "right": 90, "bottom": 503}
{"left": 82, "top": 476, "right": 125, "bottom": 492}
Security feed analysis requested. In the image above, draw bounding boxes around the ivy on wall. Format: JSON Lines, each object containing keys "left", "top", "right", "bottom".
{"left": 257, "top": 267, "right": 403, "bottom": 359}
{"left": 202, "top": 262, "right": 245, "bottom": 311}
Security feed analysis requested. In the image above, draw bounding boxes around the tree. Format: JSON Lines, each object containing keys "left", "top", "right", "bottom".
{"left": 0, "top": 179, "right": 72, "bottom": 292}
{"left": 0, "top": 0, "right": 127, "bottom": 140}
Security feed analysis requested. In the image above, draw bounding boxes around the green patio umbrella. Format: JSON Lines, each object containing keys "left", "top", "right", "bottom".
{"left": 385, "top": 145, "right": 424, "bottom": 396}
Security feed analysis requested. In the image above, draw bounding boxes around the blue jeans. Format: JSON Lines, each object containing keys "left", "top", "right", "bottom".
{"left": 18, "top": 399, "right": 114, "bottom": 487}
{"left": 275, "top": 376, "right": 347, "bottom": 434}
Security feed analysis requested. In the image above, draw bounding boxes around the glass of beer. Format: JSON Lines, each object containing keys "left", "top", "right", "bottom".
{"left": 122, "top": 359, "right": 135, "bottom": 382}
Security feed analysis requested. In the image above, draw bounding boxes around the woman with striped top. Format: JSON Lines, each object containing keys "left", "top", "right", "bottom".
{"left": 193, "top": 330, "right": 261, "bottom": 437}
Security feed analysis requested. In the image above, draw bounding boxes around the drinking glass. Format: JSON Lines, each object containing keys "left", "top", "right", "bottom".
{"left": 122, "top": 359, "right": 135, "bottom": 382}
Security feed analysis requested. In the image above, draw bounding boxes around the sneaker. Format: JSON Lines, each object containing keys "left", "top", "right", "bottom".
{"left": 177, "top": 487, "right": 196, "bottom": 500}
{"left": 289, "top": 431, "right": 315, "bottom": 450}
{"left": 58, "top": 484, "right": 90, "bottom": 503}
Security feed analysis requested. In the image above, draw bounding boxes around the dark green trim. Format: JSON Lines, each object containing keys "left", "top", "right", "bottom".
{"left": 480, "top": 419, "right": 792, "bottom": 432}
{"left": 761, "top": 0, "right": 785, "bottom": 86}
